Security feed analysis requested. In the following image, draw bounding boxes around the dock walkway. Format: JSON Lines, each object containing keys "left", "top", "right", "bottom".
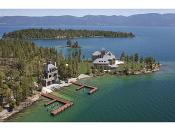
{"left": 41, "top": 93, "right": 73, "bottom": 116}
{"left": 70, "top": 82, "right": 98, "bottom": 95}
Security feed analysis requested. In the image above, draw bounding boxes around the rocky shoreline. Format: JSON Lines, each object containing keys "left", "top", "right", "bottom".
{"left": 126, "top": 66, "right": 160, "bottom": 75}
{"left": 93, "top": 65, "right": 160, "bottom": 78}
{"left": 0, "top": 93, "right": 40, "bottom": 122}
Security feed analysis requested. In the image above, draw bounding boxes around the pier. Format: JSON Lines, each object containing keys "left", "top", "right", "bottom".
{"left": 76, "top": 85, "right": 84, "bottom": 91}
{"left": 41, "top": 93, "right": 73, "bottom": 116}
{"left": 70, "top": 82, "right": 98, "bottom": 95}
{"left": 44, "top": 99, "right": 57, "bottom": 106}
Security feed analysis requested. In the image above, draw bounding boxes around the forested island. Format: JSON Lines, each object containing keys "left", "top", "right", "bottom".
{"left": 2, "top": 29, "right": 135, "bottom": 39}
{"left": 66, "top": 40, "right": 81, "bottom": 48}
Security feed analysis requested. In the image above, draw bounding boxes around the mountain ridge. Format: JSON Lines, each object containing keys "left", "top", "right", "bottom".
{"left": 1, "top": 13, "right": 175, "bottom": 26}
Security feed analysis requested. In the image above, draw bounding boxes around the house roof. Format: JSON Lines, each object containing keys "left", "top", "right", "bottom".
{"left": 92, "top": 51, "right": 101, "bottom": 56}
{"left": 92, "top": 49, "right": 117, "bottom": 65}
{"left": 45, "top": 63, "right": 57, "bottom": 72}
{"left": 103, "top": 51, "right": 116, "bottom": 60}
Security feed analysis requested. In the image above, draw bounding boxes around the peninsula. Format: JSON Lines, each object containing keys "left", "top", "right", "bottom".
{"left": 90, "top": 49, "right": 160, "bottom": 76}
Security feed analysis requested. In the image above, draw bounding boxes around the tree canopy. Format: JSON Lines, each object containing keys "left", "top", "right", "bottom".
{"left": 2, "top": 28, "right": 135, "bottom": 39}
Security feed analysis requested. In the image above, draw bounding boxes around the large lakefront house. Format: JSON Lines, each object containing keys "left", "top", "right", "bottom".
{"left": 42, "top": 61, "right": 59, "bottom": 87}
{"left": 92, "top": 49, "right": 124, "bottom": 69}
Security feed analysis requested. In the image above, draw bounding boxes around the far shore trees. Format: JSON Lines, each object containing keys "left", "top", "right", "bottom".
{"left": 2, "top": 28, "right": 135, "bottom": 39}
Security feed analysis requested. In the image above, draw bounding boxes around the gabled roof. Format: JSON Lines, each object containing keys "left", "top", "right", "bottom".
{"left": 103, "top": 51, "right": 116, "bottom": 60}
{"left": 92, "top": 51, "right": 101, "bottom": 56}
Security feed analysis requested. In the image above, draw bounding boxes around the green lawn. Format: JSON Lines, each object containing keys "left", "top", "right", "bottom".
{"left": 79, "top": 61, "right": 91, "bottom": 74}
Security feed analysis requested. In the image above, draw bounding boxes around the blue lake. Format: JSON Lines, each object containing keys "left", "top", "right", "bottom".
{"left": 1, "top": 25, "right": 175, "bottom": 61}
{"left": 1, "top": 25, "right": 175, "bottom": 121}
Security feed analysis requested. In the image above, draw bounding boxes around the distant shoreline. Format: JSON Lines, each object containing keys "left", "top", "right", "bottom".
{"left": 2, "top": 28, "right": 135, "bottom": 39}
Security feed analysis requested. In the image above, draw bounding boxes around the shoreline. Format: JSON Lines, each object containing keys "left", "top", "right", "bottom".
{"left": 0, "top": 74, "right": 92, "bottom": 121}
{"left": 4, "top": 35, "right": 134, "bottom": 41}
{"left": 41, "top": 74, "right": 92, "bottom": 94}
{"left": 125, "top": 67, "right": 160, "bottom": 75}
{"left": 0, "top": 93, "right": 40, "bottom": 122}
{"left": 1, "top": 68, "right": 160, "bottom": 122}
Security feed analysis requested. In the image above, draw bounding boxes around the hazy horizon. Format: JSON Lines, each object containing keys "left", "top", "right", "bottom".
{"left": 1, "top": 9, "right": 175, "bottom": 17}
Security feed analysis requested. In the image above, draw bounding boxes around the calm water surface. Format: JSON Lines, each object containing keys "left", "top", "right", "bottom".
{"left": 1, "top": 25, "right": 175, "bottom": 121}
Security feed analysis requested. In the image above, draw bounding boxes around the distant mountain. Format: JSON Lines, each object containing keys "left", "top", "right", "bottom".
{"left": 1, "top": 13, "right": 175, "bottom": 26}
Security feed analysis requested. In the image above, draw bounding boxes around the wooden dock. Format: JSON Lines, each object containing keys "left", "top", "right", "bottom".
{"left": 51, "top": 102, "right": 73, "bottom": 116}
{"left": 44, "top": 99, "right": 57, "bottom": 106}
{"left": 76, "top": 85, "right": 84, "bottom": 91}
{"left": 71, "top": 82, "right": 98, "bottom": 95}
{"left": 88, "top": 87, "right": 98, "bottom": 95}
{"left": 41, "top": 93, "right": 73, "bottom": 116}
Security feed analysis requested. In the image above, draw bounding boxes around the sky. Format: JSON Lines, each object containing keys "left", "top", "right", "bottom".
{"left": 0, "top": 9, "right": 175, "bottom": 17}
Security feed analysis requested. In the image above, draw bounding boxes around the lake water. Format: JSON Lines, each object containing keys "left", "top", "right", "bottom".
{"left": 1, "top": 25, "right": 175, "bottom": 121}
